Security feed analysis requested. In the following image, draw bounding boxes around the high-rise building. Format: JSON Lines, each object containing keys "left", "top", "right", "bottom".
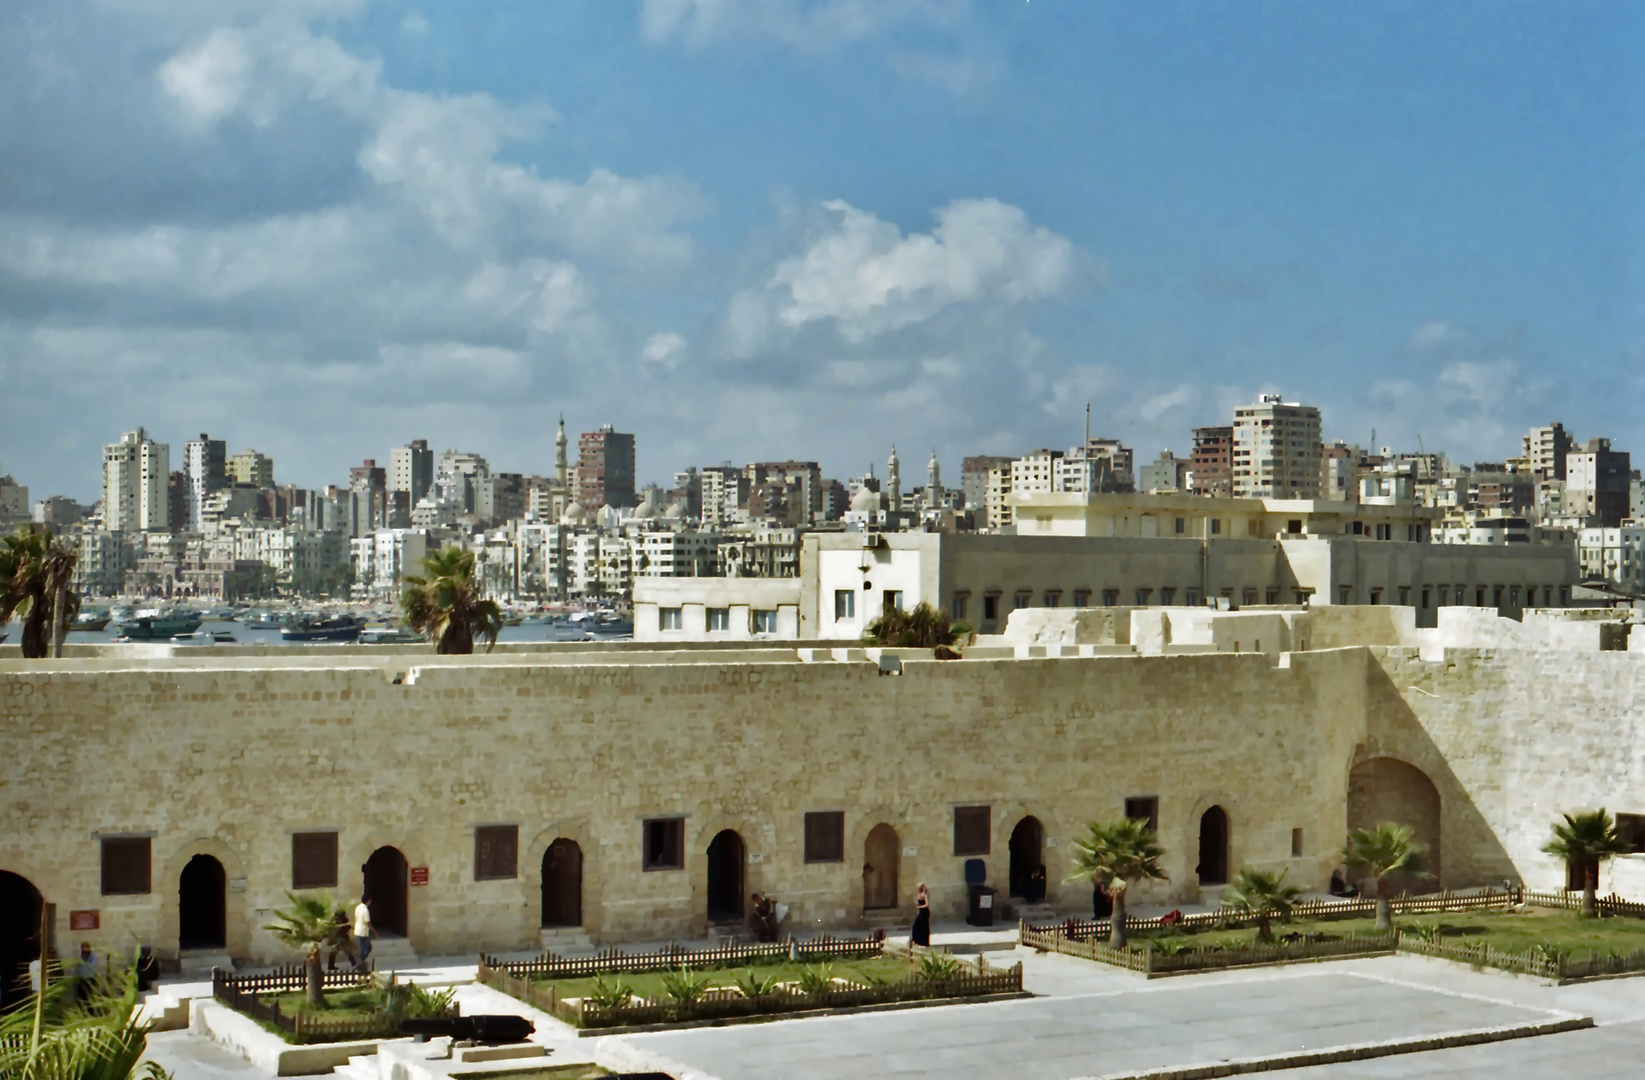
{"left": 1567, "top": 438, "right": 1632, "bottom": 526}
{"left": 227, "top": 449, "right": 275, "bottom": 489}
{"left": 184, "top": 433, "right": 227, "bottom": 532}
{"left": 348, "top": 460, "right": 388, "bottom": 538}
{"left": 102, "top": 428, "right": 170, "bottom": 532}
{"left": 1232, "top": 396, "right": 1323, "bottom": 499}
{"left": 985, "top": 465, "right": 1014, "bottom": 529}
{"left": 745, "top": 461, "right": 823, "bottom": 522}
{"left": 167, "top": 471, "right": 188, "bottom": 532}
{"left": 576, "top": 426, "right": 636, "bottom": 512}
{"left": 390, "top": 439, "right": 434, "bottom": 504}
{"left": 699, "top": 465, "right": 746, "bottom": 530}
{"left": 1057, "top": 438, "right": 1134, "bottom": 493}
{"left": 961, "top": 456, "right": 1013, "bottom": 514}
{"left": 1524, "top": 423, "right": 1574, "bottom": 482}
{"left": 1188, "top": 426, "right": 1233, "bottom": 497}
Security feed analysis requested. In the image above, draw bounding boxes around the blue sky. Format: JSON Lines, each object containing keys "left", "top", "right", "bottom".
{"left": 2, "top": 0, "right": 1640, "bottom": 500}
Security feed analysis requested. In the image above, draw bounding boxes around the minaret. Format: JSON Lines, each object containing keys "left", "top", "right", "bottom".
{"left": 887, "top": 446, "right": 902, "bottom": 513}
{"left": 927, "top": 448, "right": 942, "bottom": 510}
{"left": 554, "top": 415, "right": 568, "bottom": 489}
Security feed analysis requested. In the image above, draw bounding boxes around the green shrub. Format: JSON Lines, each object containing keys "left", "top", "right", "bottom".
{"left": 915, "top": 953, "right": 962, "bottom": 982}
{"left": 795, "top": 963, "right": 836, "bottom": 995}
{"left": 586, "top": 976, "right": 634, "bottom": 1010}
{"left": 661, "top": 967, "right": 711, "bottom": 1005}
{"left": 736, "top": 971, "right": 781, "bottom": 1000}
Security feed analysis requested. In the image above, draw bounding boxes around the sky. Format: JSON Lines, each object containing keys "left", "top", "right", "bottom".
{"left": 3, "top": 0, "right": 1643, "bottom": 502}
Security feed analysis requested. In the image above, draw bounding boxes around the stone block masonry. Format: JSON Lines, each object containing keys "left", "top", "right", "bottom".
{"left": 3, "top": 640, "right": 1643, "bottom": 966}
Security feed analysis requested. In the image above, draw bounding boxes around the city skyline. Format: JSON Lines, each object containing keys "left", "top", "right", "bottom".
{"left": 4, "top": 2, "right": 1644, "bottom": 499}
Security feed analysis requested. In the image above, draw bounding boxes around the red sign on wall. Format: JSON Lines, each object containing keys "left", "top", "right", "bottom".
{"left": 409, "top": 867, "right": 430, "bottom": 886}
{"left": 69, "top": 910, "right": 100, "bottom": 931}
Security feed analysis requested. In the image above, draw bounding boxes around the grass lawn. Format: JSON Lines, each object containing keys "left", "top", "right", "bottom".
{"left": 1123, "top": 907, "right": 1645, "bottom": 960}
{"left": 267, "top": 987, "right": 388, "bottom": 1023}
{"left": 534, "top": 956, "right": 918, "bottom": 1004}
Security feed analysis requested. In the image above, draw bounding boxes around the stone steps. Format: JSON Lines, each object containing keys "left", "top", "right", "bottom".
{"left": 332, "top": 1053, "right": 379, "bottom": 1080}
{"left": 1012, "top": 903, "right": 1060, "bottom": 925}
{"left": 178, "top": 952, "right": 235, "bottom": 976}
{"left": 538, "top": 927, "right": 596, "bottom": 954}
{"left": 365, "top": 936, "right": 418, "bottom": 971}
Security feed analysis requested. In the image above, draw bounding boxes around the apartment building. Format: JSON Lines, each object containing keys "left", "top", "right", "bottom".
{"left": 102, "top": 428, "right": 170, "bottom": 532}
{"left": 389, "top": 439, "right": 434, "bottom": 505}
{"left": 576, "top": 425, "right": 636, "bottom": 512}
{"left": 1232, "top": 395, "right": 1323, "bottom": 499}
{"left": 227, "top": 449, "right": 274, "bottom": 490}
{"left": 1189, "top": 426, "right": 1233, "bottom": 497}
{"left": 1567, "top": 438, "right": 1632, "bottom": 526}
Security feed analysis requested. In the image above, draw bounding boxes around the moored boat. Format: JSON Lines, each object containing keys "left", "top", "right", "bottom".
{"left": 111, "top": 607, "right": 204, "bottom": 641}
{"left": 282, "top": 614, "right": 366, "bottom": 643}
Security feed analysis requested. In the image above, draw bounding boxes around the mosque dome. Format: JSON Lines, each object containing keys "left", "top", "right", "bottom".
{"left": 850, "top": 487, "right": 881, "bottom": 514}
{"left": 664, "top": 500, "right": 687, "bottom": 519}
{"left": 560, "top": 502, "right": 586, "bottom": 525}
{"left": 634, "top": 492, "right": 658, "bottom": 519}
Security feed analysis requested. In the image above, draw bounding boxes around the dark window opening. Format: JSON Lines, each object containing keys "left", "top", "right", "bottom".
{"left": 1125, "top": 797, "right": 1159, "bottom": 834}
{"left": 475, "top": 824, "right": 519, "bottom": 881}
{"left": 804, "top": 811, "right": 845, "bottom": 863}
{"left": 292, "top": 832, "right": 338, "bottom": 889}
{"left": 953, "top": 805, "right": 992, "bottom": 856}
{"left": 101, "top": 837, "right": 151, "bottom": 896}
{"left": 983, "top": 594, "right": 999, "bottom": 621}
{"left": 1618, "top": 814, "right": 1645, "bottom": 854}
{"left": 643, "top": 818, "right": 685, "bottom": 871}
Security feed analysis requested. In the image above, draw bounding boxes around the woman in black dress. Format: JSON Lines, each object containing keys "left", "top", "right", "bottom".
{"left": 911, "top": 882, "right": 931, "bottom": 947}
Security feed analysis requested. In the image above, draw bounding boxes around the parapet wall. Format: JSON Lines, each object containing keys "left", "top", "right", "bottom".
{"left": 0, "top": 647, "right": 1365, "bottom": 962}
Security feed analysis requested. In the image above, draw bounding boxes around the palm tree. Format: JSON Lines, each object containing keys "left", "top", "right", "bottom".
{"left": 1542, "top": 809, "right": 1628, "bottom": 918}
{"left": 400, "top": 548, "right": 503, "bottom": 655}
{"left": 1223, "top": 867, "right": 1304, "bottom": 941}
{"left": 0, "top": 950, "right": 169, "bottom": 1080}
{"left": 1064, "top": 818, "right": 1168, "bottom": 947}
{"left": 264, "top": 891, "right": 347, "bottom": 1007}
{"left": 1342, "top": 822, "right": 1429, "bottom": 931}
{"left": 0, "top": 527, "right": 81, "bottom": 659}
{"left": 861, "top": 601, "right": 969, "bottom": 649}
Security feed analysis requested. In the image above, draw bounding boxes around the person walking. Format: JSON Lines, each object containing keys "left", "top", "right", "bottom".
{"left": 352, "top": 895, "right": 376, "bottom": 972}
{"left": 911, "top": 883, "right": 931, "bottom": 947}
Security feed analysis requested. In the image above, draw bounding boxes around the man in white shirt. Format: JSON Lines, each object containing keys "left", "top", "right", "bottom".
{"left": 352, "top": 896, "right": 375, "bottom": 972}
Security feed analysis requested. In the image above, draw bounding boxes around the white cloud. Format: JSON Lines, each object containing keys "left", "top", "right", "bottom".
{"left": 642, "top": 331, "right": 688, "bottom": 367}
{"left": 158, "top": 28, "right": 255, "bottom": 127}
{"left": 640, "top": 0, "right": 964, "bottom": 51}
{"left": 400, "top": 10, "right": 430, "bottom": 35}
{"left": 887, "top": 50, "right": 1002, "bottom": 97}
{"left": 768, "top": 198, "right": 1075, "bottom": 343}
{"left": 1439, "top": 359, "right": 1516, "bottom": 406}
{"left": 1139, "top": 385, "right": 1197, "bottom": 422}
{"left": 1409, "top": 320, "right": 1456, "bottom": 350}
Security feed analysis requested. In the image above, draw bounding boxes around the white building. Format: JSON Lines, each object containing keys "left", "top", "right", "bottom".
{"left": 1579, "top": 526, "right": 1645, "bottom": 595}
{"left": 102, "top": 428, "right": 170, "bottom": 532}
{"left": 1232, "top": 395, "right": 1323, "bottom": 499}
{"left": 351, "top": 529, "right": 429, "bottom": 601}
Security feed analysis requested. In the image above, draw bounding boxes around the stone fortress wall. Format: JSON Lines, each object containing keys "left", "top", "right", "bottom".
{"left": 1, "top": 604, "right": 1642, "bottom": 968}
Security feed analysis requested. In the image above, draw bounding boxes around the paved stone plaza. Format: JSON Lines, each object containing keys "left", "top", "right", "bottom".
{"left": 609, "top": 963, "right": 1576, "bottom": 1080}
{"left": 137, "top": 949, "right": 1645, "bottom": 1080}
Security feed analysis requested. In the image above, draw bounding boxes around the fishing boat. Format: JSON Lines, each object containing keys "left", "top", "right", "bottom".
{"left": 359, "top": 626, "right": 426, "bottom": 645}
{"left": 171, "top": 630, "right": 238, "bottom": 645}
{"left": 71, "top": 610, "right": 111, "bottom": 631}
{"left": 242, "top": 610, "right": 285, "bottom": 629}
{"left": 111, "top": 607, "right": 204, "bottom": 641}
{"left": 282, "top": 613, "right": 366, "bottom": 643}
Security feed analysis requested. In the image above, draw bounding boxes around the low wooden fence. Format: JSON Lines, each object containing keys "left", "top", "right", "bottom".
{"left": 480, "top": 934, "right": 882, "bottom": 981}
{"left": 1029, "top": 888, "right": 1517, "bottom": 942}
{"left": 1019, "top": 922, "right": 1395, "bottom": 975}
{"left": 1524, "top": 890, "right": 1645, "bottom": 919}
{"left": 1394, "top": 936, "right": 1560, "bottom": 979}
{"left": 211, "top": 967, "right": 454, "bottom": 1044}
{"left": 479, "top": 938, "right": 1019, "bottom": 1030}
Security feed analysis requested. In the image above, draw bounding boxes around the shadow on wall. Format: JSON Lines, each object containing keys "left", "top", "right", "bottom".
{"left": 1355, "top": 654, "right": 1517, "bottom": 890}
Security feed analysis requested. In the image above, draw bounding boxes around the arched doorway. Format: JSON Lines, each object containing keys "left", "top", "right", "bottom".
{"left": 363, "top": 847, "right": 409, "bottom": 937}
{"left": 863, "top": 824, "right": 899, "bottom": 910}
{"left": 0, "top": 872, "right": 43, "bottom": 1009}
{"left": 1197, "top": 807, "right": 1229, "bottom": 886}
{"left": 1008, "top": 817, "right": 1045, "bottom": 899}
{"left": 1347, "top": 757, "right": 1442, "bottom": 893}
{"left": 541, "top": 839, "right": 582, "bottom": 928}
{"left": 179, "top": 855, "right": 227, "bottom": 950}
{"left": 705, "top": 830, "right": 745, "bottom": 921}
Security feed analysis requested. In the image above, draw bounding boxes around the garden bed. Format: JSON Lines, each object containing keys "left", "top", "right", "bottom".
{"left": 212, "top": 966, "right": 458, "bottom": 1044}
{"left": 479, "top": 938, "right": 1024, "bottom": 1032}
{"left": 1024, "top": 900, "right": 1645, "bottom": 982}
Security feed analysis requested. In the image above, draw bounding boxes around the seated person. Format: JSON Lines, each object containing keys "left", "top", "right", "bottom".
{"left": 749, "top": 892, "right": 778, "bottom": 942}
{"left": 1328, "top": 869, "right": 1359, "bottom": 898}
{"left": 1027, "top": 864, "right": 1047, "bottom": 903}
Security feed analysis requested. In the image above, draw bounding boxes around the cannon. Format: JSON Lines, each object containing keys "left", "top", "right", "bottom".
{"left": 397, "top": 1014, "right": 536, "bottom": 1044}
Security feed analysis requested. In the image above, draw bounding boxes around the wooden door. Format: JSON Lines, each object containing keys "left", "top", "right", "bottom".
{"left": 863, "top": 824, "right": 899, "bottom": 910}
